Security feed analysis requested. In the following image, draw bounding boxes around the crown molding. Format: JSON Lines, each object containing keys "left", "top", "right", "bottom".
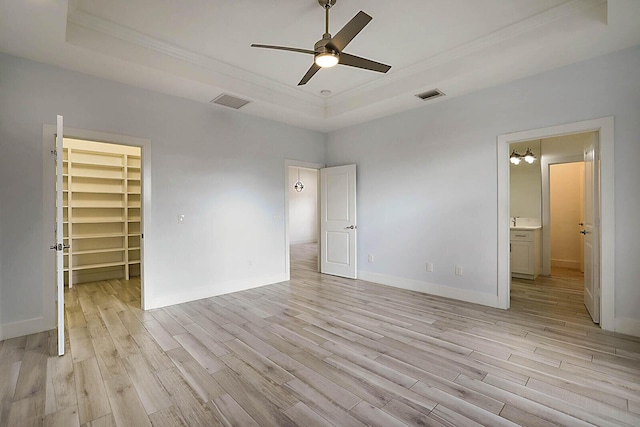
{"left": 329, "top": 0, "right": 607, "bottom": 107}
{"left": 67, "top": 10, "right": 325, "bottom": 108}
{"left": 66, "top": 0, "right": 606, "bottom": 121}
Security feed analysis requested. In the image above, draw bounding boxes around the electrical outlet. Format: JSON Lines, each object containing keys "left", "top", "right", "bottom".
{"left": 455, "top": 265, "right": 463, "bottom": 276}
{"left": 368, "top": 254, "right": 374, "bottom": 263}
{"left": 248, "top": 259, "right": 253, "bottom": 267}
{"left": 426, "top": 262, "right": 434, "bottom": 272}
{"left": 178, "top": 214, "right": 185, "bottom": 224}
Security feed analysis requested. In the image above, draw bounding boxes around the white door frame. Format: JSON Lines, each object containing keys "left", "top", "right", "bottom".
{"left": 541, "top": 154, "right": 584, "bottom": 276}
{"left": 497, "top": 117, "right": 614, "bottom": 331}
{"left": 284, "top": 159, "right": 324, "bottom": 280}
{"left": 42, "top": 125, "right": 152, "bottom": 317}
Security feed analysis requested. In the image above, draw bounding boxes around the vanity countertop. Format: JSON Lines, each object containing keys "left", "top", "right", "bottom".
{"left": 511, "top": 225, "right": 542, "bottom": 230}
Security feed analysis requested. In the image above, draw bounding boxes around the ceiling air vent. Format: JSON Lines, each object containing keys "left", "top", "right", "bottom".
{"left": 416, "top": 89, "right": 445, "bottom": 101}
{"left": 211, "top": 94, "right": 251, "bottom": 109}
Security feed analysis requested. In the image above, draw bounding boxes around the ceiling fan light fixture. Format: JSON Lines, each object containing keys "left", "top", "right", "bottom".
{"left": 315, "top": 51, "right": 339, "bottom": 68}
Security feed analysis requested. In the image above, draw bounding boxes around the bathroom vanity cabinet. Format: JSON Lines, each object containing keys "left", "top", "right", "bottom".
{"left": 510, "top": 227, "right": 541, "bottom": 279}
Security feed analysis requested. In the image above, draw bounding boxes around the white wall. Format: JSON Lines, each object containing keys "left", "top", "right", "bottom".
{"left": 0, "top": 53, "right": 325, "bottom": 339}
{"left": 288, "top": 167, "right": 318, "bottom": 245}
{"left": 327, "top": 45, "right": 640, "bottom": 334}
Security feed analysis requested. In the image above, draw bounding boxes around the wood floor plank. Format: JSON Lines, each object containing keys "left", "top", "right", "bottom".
{"left": 103, "top": 374, "right": 152, "bottom": 427}
{"left": 173, "top": 333, "right": 226, "bottom": 374}
{"left": 325, "top": 354, "right": 437, "bottom": 414}
{"left": 288, "top": 349, "right": 393, "bottom": 408}
{"left": 382, "top": 399, "right": 446, "bottom": 427}
{"left": 350, "top": 400, "right": 410, "bottom": 427}
{"left": 284, "top": 378, "right": 366, "bottom": 427}
{"left": 121, "top": 353, "right": 172, "bottom": 415}
{"left": 209, "top": 394, "right": 261, "bottom": 427}
{"left": 143, "top": 319, "right": 181, "bottom": 351}
{"left": 74, "top": 357, "right": 111, "bottom": 425}
{"left": 154, "top": 367, "right": 221, "bottom": 426}
{"left": 0, "top": 359, "right": 21, "bottom": 424}
{"left": 43, "top": 405, "right": 80, "bottom": 427}
{"left": 217, "top": 352, "right": 299, "bottom": 410}
{"left": 132, "top": 332, "right": 174, "bottom": 371}
{"left": 45, "top": 352, "right": 77, "bottom": 413}
{"left": 91, "top": 335, "right": 127, "bottom": 380}
{"left": 147, "top": 406, "right": 188, "bottom": 427}
{"left": 166, "top": 347, "right": 226, "bottom": 403}
{"left": 13, "top": 332, "right": 49, "bottom": 401}
{"left": 269, "top": 351, "right": 362, "bottom": 410}
{"left": 182, "top": 323, "right": 229, "bottom": 357}
{"left": 6, "top": 395, "right": 45, "bottom": 427}
{"left": 69, "top": 327, "right": 97, "bottom": 363}
{"left": 82, "top": 413, "right": 116, "bottom": 427}
{"left": 222, "top": 338, "right": 294, "bottom": 385}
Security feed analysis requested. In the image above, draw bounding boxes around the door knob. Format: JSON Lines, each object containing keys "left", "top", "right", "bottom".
{"left": 579, "top": 230, "right": 589, "bottom": 235}
{"left": 344, "top": 225, "right": 356, "bottom": 230}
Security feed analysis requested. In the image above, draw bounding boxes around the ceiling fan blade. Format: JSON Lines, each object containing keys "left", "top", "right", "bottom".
{"left": 298, "top": 63, "right": 321, "bottom": 86}
{"left": 329, "top": 11, "right": 372, "bottom": 52}
{"left": 251, "top": 44, "right": 315, "bottom": 55}
{"left": 339, "top": 52, "right": 391, "bottom": 73}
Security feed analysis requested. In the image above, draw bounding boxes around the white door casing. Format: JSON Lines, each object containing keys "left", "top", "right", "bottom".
{"left": 55, "top": 115, "right": 65, "bottom": 356}
{"left": 583, "top": 134, "right": 600, "bottom": 323}
{"left": 320, "top": 164, "right": 357, "bottom": 279}
{"left": 497, "top": 117, "right": 613, "bottom": 333}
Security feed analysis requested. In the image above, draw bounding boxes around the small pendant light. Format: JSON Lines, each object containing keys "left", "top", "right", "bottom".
{"left": 294, "top": 168, "right": 304, "bottom": 192}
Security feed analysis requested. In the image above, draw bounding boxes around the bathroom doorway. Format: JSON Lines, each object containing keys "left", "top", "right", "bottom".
{"left": 497, "top": 117, "right": 614, "bottom": 329}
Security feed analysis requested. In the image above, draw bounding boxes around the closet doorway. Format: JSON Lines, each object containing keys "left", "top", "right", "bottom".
{"left": 43, "top": 124, "right": 151, "bottom": 314}
{"left": 62, "top": 138, "right": 142, "bottom": 290}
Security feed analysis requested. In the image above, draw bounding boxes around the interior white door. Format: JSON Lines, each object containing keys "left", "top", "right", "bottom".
{"left": 54, "top": 115, "right": 66, "bottom": 355}
{"left": 320, "top": 164, "right": 357, "bottom": 279}
{"left": 583, "top": 134, "right": 600, "bottom": 323}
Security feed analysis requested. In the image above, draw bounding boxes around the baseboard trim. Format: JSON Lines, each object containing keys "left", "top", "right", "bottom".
{"left": 147, "top": 274, "right": 288, "bottom": 310}
{"left": 551, "top": 259, "right": 581, "bottom": 270}
{"left": 0, "top": 316, "right": 54, "bottom": 341}
{"left": 290, "top": 239, "right": 318, "bottom": 245}
{"left": 358, "top": 271, "right": 499, "bottom": 308}
{"left": 614, "top": 317, "right": 640, "bottom": 338}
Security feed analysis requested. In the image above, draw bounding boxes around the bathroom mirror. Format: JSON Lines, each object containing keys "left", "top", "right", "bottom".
{"left": 509, "top": 139, "right": 542, "bottom": 222}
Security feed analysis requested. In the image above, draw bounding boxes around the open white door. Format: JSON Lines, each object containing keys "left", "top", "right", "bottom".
{"left": 320, "top": 164, "right": 357, "bottom": 278}
{"left": 582, "top": 134, "right": 600, "bottom": 323}
{"left": 54, "top": 115, "right": 66, "bottom": 355}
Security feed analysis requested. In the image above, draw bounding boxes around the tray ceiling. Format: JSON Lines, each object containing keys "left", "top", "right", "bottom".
{"left": 1, "top": 0, "right": 639, "bottom": 131}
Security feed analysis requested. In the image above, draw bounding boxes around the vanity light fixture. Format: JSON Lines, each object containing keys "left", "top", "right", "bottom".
{"left": 523, "top": 147, "right": 536, "bottom": 164}
{"left": 510, "top": 148, "right": 537, "bottom": 165}
{"left": 509, "top": 150, "right": 522, "bottom": 165}
{"left": 294, "top": 168, "right": 304, "bottom": 192}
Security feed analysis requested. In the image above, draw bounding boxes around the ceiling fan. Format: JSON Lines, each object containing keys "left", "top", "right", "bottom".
{"left": 251, "top": 0, "right": 391, "bottom": 86}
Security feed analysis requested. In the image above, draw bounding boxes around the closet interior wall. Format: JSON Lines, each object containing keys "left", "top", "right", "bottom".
{"left": 62, "top": 138, "right": 141, "bottom": 286}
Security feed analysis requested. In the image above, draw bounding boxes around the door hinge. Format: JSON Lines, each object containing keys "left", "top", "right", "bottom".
{"left": 51, "top": 149, "right": 57, "bottom": 160}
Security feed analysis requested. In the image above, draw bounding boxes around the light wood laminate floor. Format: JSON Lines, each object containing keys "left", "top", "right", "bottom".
{"left": 1, "top": 244, "right": 639, "bottom": 426}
